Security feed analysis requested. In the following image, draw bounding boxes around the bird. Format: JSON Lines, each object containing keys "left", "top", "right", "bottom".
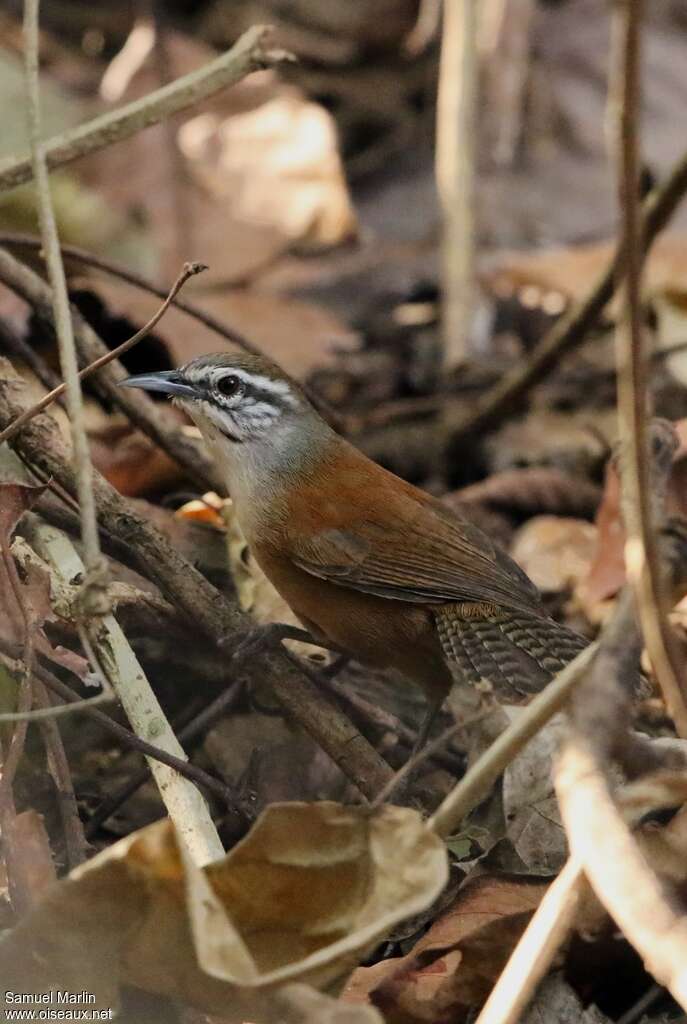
{"left": 120, "top": 351, "right": 589, "bottom": 749}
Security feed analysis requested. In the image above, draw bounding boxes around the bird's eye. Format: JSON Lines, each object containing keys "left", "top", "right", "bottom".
{"left": 216, "top": 375, "right": 241, "bottom": 399}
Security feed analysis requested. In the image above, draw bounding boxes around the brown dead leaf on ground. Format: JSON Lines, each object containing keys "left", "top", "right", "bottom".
{"left": 0, "top": 803, "right": 447, "bottom": 1020}
{"left": 89, "top": 420, "right": 183, "bottom": 497}
{"left": 179, "top": 85, "right": 357, "bottom": 252}
{"left": 483, "top": 234, "right": 687, "bottom": 316}
{"left": 502, "top": 712, "right": 568, "bottom": 875}
{"left": 510, "top": 516, "right": 598, "bottom": 596}
{"left": 449, "top": 468, "right": 603, "bottom": 521}
{"left": 204, "top": 713, "right": 347, "bottom": 809}
{"left": 343, "top": 874, "right": 547, "bottom": 1023}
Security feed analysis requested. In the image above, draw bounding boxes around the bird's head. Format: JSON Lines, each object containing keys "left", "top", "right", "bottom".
{"left": 120, "top": 351, "right": 332, "bottom": 494}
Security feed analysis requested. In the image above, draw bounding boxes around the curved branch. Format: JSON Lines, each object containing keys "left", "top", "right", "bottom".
{"left": 0, "top": 25, "right": 290, "bottom": 193}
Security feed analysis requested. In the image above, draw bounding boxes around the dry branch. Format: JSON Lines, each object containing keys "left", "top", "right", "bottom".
{"left": 24, "top": 515, "right": 223, "bottom": 865}
{"left": 24, "top": 0, "right": 100, "bottom": 575}
{"left": 427, "top": 641, "right": 598, "bottom": 838}
{"left": 436, "top": 0, "right": 478, "bottom": 366}
{"left": 0, "top": 233, "right": 258, "bottom": 353}
{"left": 610, "top": 0, "right": 687, "bottom": 737}
{"left": 0, "top": 25, "right": 289, "bottom": 194}
{"left": 557, "top": 740, "right": 687, "bottom": 1009}
{"left": 477, "top": 414, "right": 681, "bottom": 1023}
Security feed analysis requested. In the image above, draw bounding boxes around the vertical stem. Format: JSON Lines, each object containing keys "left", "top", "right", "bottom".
{"left": 436, "top": 0, "right": 478, "bottom": 367}
{"left": 23, "top": 0, "right": 101, "bottom": 571}
{"left": 611, "top": 0, "right": 687, "bottom": 737}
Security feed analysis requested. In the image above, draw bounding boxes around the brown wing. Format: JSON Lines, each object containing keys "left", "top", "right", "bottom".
{"left": 288, "top": 483, "right": 543, "bottom": 613}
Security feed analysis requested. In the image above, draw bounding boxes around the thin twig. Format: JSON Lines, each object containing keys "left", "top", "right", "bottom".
{"left": 0, "top": 646, "right": 236, "bottom": 810}
{"left": 0, "top": 670, "right": 32, "bottom": 819}
{"left": 436, "top": 0, "right": 478, "bottom": 367}
{"left": 323, "top": 673, "right": 464, "bottom": 774}
{"left": 0, "top": 261, "right": 206, "bottom": 447}
{"left": 369, "top": 709, "right": 490, "bottom": 811}
{"left": 85, "top": 680, "right": 244, "bottom": 838}
{"left": 474, "top": 857, "right": 584, "bottom": 1024}
{"left": 0, "top": 233, "right": 345, "bottom": 428}
{"left": 0, "top": 318, "right": 62, "bottom": 395}
{"left": 26, "top": 516, "right": 224, "bottom": 865}
{"left": 427, "top": 641, "right": 598, "bottom": 838}
{"left": 0, "top": 233, "right": 257, "bottom": 352}
{"left": 33, "top": 679, "right": 89, "bottom": 868}
{"left": 472, "top": 417, "right": 679, "bottom": 1024}
{"left": 610, "top": 0, "right": 687, "bottom": 737}
{"left": 0, "top": 25, "right": 290, "bottom": 193}
{"left": 557, "top": 739, "right": 687, "bottom": 1009}
{"left": 24, "top": 0, "right": 101, "bottom": 577}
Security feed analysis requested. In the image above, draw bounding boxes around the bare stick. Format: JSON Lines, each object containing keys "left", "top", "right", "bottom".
{"left": 449, "top": 144, "right": 687, "bottom": 442}
{"left": 477, "top": 754, "right": 687, "bottom": 1024}
{"left": 85, "top": 680, "right": 244, "bottom": 839}
{"left": 369, "top": 708, "right": 491, "bottom": 811}
{"left": 0, "top": 261, "right": 206, "bottom": 447}
{"left": 557, "top": 739, "right": 687, "bottom": 1009}
{"left": 26, "top": 517, "right": 224, "bottom": 865}
{"left": 427, "top": 641, "right": 597, "bottom": 838}
{"left": 0, "top": 234, "right": 344, "bottom": 428}
{"left": 33, "top": 679, "right": 89, "bottom": 868}
{"left": 0, "top": 645, "right": 236, "bottom": 810}
{"left": 436, "top": 0, "right": 478, "bottom": 367}
{"left": 0, "top": 233, "right": 257, "bottom": 352}
{"left": 0, "top": 25, "right": 290, "bottom": 194}
{"left": 0, "top": 233, "right": 257, "bottom": 351}
{"left": 24, "top": 0, "right": 100, "bottom": 576}
{"left": 470, "top": 418, "right": 679, "bottom": 1024}
{"left": 474, "top": 857, "right": 584, "bottom": 1024}
{"left": 610, "top": 0, "right": 687, "bottom": 737}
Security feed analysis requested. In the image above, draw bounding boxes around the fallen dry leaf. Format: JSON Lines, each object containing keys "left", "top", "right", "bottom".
{"left": 343, "top": 874, "right": 546, "bottom": 1023}
{"left": 179, "top": 88, "right": 357, "bottom": 251}
{"left": 0, "top": 803, "right": 447, "bottom": 1019}
{"left": 204, "top": 712, "right": 347, "bottom": 808}
{"left": 175, "top": 492, "right": 226, "bottom": 528}
{"left": 65, "top": 275, "right": 356, "bottom": 386}
{"left": 89, "top": 421, "right": 183, "bottom": 497}
{"left": 483, "top": 234, "right": 687, "bottom": 318}
{"left": 510, "top": 515, "right": 598, "bottom": 596}
{"left": 502, "top": 711, "right": 567, "bottom": 874}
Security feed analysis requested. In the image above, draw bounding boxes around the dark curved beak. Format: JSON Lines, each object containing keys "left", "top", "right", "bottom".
{"left": 118, "top": 369, "right": 196, "bottom": 399}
